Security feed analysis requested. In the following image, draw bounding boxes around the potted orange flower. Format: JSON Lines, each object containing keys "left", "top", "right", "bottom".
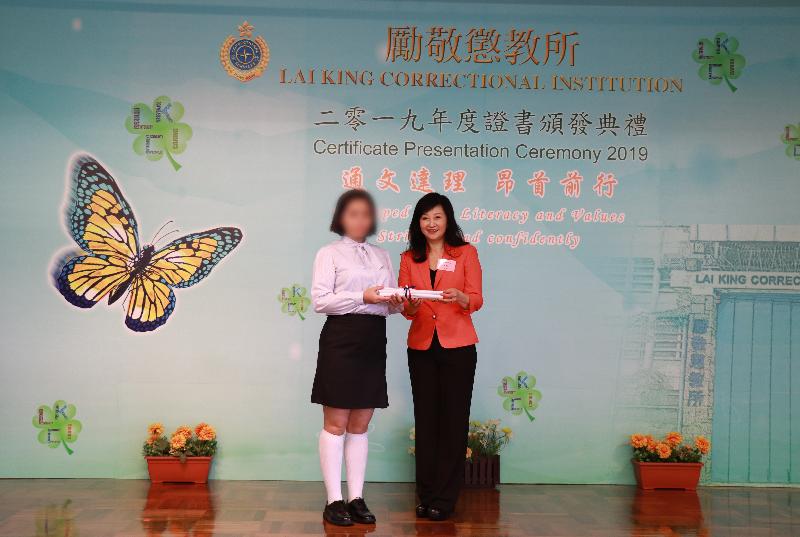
{"left": 143, "top": 422, "right": 218, "bottom": 483}
{"left": 630, "top": 431, "right": 710, "bottom": 490}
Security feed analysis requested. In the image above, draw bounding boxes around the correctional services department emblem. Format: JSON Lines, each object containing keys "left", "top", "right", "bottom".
{"left": 220, "top": 21, "right": 269, "bottom": 82}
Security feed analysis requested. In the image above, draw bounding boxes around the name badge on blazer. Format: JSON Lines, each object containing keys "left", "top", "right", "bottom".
{"left": 437, "top": 258, "right": 456, "bottom": 272}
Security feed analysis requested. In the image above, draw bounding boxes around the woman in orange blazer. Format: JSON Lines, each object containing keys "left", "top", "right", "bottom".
{"left": 398, "top": 192, "right": 483, "bottom": 521}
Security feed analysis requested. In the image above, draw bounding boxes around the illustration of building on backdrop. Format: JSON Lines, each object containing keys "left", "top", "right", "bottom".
{"left": 611, "top": 224, "right": 800, "bottom": 484}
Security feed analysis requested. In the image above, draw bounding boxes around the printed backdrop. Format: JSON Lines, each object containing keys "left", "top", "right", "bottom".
{"left": 1, "top": 0, "right": 799, "bottom": 485}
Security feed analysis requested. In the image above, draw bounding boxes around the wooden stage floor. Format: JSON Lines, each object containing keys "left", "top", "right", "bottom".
{"left": 0, "top": 479, "right": 797, "bottom": 536}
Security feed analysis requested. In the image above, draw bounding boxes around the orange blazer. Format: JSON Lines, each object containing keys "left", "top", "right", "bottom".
{"left": 398, "top": 243, "right": 483, "bottom": 350}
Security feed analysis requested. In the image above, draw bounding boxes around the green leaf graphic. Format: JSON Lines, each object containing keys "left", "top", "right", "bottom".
{"left": 278, "top": 284, "right": 311, "bottom": 320}
{"left": 125, "top": 95, "right": 193, "bottom": 171}
{"left": 782, "top": 123, "right": 800, "bottom": 161}
{"left": 32, "top": 400, "right": 82, "bottom": 455}
{"left": 497, "top": 371, "right": 541, "bottom": 422}
{"left": 692, "top": 33, "right": 745, "bottom": 92}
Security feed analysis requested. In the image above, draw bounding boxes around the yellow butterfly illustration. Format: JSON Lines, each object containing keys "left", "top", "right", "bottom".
{"left": 53, "top": 154, "right": 242, "bottom": 332}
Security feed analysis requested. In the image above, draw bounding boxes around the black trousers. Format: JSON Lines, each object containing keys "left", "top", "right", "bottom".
{"left": 408, "top": 333, "right": 477, "bottom": 512}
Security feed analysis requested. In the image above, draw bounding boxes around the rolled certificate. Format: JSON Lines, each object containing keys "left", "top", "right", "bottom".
{"left": 378, "top": 287, "right": 443, "bottom": 300}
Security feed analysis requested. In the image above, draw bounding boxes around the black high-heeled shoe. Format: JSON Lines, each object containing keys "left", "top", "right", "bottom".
{"left": 427, "top": 507, "right": 450, "bottom": 521}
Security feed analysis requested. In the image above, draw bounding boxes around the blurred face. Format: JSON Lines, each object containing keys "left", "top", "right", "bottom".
{"left": 341, "top": 198, "right": 373, "bottom": 241}
{"left": 420, "top": 205, "right": 446, "bottom": 242}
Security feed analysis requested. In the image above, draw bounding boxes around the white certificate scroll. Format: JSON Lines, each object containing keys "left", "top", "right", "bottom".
{"left": 378, "top": 287, "right": 443, "bottom": 300}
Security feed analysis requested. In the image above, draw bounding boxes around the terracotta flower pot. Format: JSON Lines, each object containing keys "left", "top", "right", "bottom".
{"left": 145, "top": 456, "right": 213, "bottom": 484}
{"left": 632, "top": 460, "right": 703, "bottom": 490}
{"left": 464, "top": 455, "right": 500, "bottom": 488}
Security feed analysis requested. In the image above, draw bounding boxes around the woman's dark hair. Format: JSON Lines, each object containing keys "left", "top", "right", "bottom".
{"left": 408, "top": 192, "right": 468, "bottom": 262}
{"left": 329, "top": 189, "right": 377, "bottom": 236}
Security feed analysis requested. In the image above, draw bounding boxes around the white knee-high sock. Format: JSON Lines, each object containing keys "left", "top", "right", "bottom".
{"left": 345, "top": 432, "right": 369, "bottom": 500}
{"left": 319, "top": 429, "right": 345, "bottom": 504}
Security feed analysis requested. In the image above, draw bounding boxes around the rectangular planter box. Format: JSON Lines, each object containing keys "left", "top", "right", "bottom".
{"left": 464, "top": 455, "right": 500, "bottom": 488}
{"left": 632, "top": 460, "right": 703, "bottom": 491}
{"left": 145, "top": 456, "right": 212, "bottom": 484}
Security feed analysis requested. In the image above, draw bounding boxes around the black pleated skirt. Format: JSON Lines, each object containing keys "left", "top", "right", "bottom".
{"left": 311, "top": 314, "right": 388, "bottom": 409}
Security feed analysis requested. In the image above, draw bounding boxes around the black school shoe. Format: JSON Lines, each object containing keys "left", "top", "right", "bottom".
{"left": 416, "top": 503, "right": 429, "bottom": 518}
{"left": 323, "top": 500, "right": 354, "bottom": 526}
{"left": 347, "top": 497, "right": 376, "bottom": 524}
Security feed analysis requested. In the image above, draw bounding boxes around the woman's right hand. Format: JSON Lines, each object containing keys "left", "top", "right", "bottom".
{"left": 363, "top": 285, "right": 390, "bottom": 304}
{"left": 404, "top": 297, "right": 423, "bottom": 315}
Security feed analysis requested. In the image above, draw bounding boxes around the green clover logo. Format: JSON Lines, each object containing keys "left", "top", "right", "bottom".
{"left": 278, "top": 284, "right": 311, "bottom": 320}
{"left": 782, "top": 123, "right": 800, "bottom": 161}
{"left": 497, "top": 371, "right": 541, "bottom": 422}
{"left": 125, "top": 95, "right": 193, "bottom": 171}
{"left": 32, "top": 400, "right": 82, "bottom": 455}
{"left": 692, "top": 33, "right": 745, "bottom": 92}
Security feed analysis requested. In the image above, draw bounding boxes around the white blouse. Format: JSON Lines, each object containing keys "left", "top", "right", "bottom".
{"left": 311, "top": 236, "right": 402, "bottom": 317}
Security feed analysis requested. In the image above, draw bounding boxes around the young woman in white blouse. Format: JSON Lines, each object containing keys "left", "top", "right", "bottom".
{"left": 310, "top": 189, "right": 403, "bottom": 527}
